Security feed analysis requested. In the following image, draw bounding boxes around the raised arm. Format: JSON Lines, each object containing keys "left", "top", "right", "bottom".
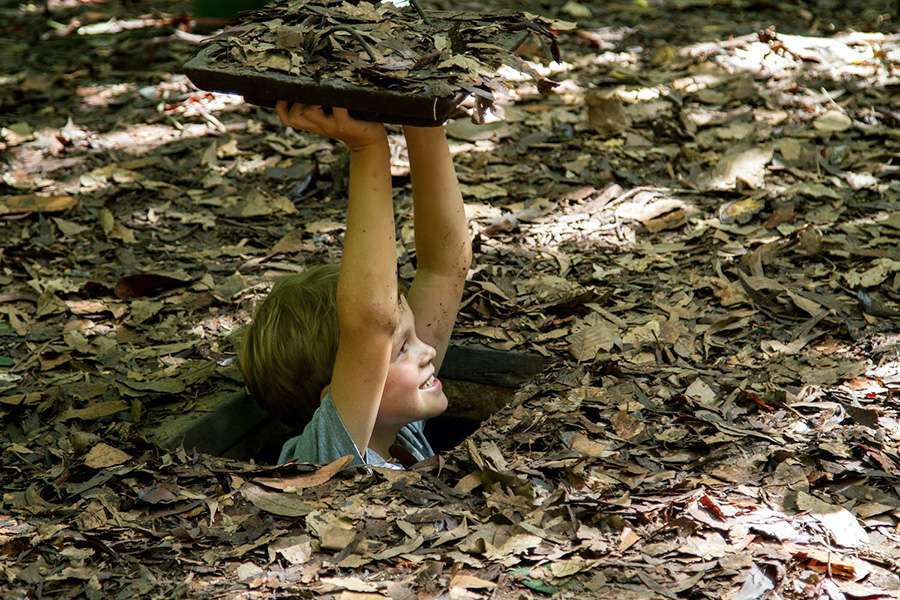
{"left": 276, "top": 102, "right": 398, "bottom": 457}
{"left": 332, "top": 136, "right": 398, "bottom": 457}
{"left": 402, "top": 125, "right": 472, "bottom": 372}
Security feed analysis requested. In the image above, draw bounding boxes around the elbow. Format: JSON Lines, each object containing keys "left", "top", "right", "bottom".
{"left": 449, "top": 240, "right": 475, "bottom": 274}
{"left": 454, "top": 246, "right": 473, "bottom": 277}
{"left": 337, "top": 300, "right": 400, "bottom": 335}
{"left": 462, "top": 247, "right": 474, "bottom": 269}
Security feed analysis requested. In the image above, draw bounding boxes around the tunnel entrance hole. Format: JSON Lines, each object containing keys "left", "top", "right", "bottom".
{"left": 148, "top": 345, "right": 549, "bottom": 464}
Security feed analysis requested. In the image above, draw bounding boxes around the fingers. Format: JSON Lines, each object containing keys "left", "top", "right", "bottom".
{"left": 283, "top": 103, "right": 328, "bottom": 131}
{"left": 333, "top": 107, "right": 350, "bottom": 129}
{"left": 277, "top": 101, "right": 312, "bottom": 129}
{"left": 275, "top": 102, "right": 361, "bottom": 141}
{"left": 276, "top": 100, "right": 289, "bottom": 125}
{"left": 287, "top": 102, "right": 306, "bottom": 124}
{"left": 299, "top": 104, "right": 329, "bottom": 128}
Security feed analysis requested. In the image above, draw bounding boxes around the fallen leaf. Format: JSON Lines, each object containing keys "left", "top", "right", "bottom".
{"left": 241, "top": 483, "right": 313, "bottom": 517}
{"left": 254, "top": 454, "right": 352, "bottom": 491}
{"left": 83, "top": 443, "right": 131, "bottom": 469}
{"left": 0, "top": 194, "right": 78, "bottom": 215}
{"left": 58, "top": 400, "right": 129, "bottom": 422}
{"left": 702, "top": 144, "right": 773, "bottom": 191}
{"left": 618, "top": 527, "right": 640, "bottom": 552}
{"left": 796, "top": 492, "right": 869, "bottom": 548}
{"left": 268, "top": 535, "right": 312, "bottom": 565}
{"left": 813, "top": 109, "right": 852, "bottom": 132}
{"left": 320, "top": 576, "right": 377, "bottom": 593}
{"left": 449, "top": 574, "right": 496, "bottom": 590}
{"left": 568, "top": 315, "right": 616, "bottom": 361}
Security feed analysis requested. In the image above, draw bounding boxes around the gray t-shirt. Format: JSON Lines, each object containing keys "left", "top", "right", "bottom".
{"left": 278, "top": 392, "right": 435, "bottom": 469}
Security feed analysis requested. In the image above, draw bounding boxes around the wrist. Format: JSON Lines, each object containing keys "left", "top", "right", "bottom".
{"left": 403, "top": 125, "right": 445, "bottom": 140}
{"left": 348, "top": 136, "right": 389, "bottom": 154}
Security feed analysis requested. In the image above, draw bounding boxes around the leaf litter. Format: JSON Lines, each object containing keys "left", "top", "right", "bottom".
{"left": 1, "top": 0, "right": 900, "bottom": 598}
{"left": 198, "top": 0, "right": 573, "bottom": 111}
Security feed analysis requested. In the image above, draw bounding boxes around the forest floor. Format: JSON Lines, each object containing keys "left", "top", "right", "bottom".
{"left": 1, "top": 0, "right": 899, "bottom": 598}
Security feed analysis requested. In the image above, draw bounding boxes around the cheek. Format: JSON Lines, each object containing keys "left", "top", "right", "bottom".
{"left": 384, "top": 363, "right": 419, "bottom": 393}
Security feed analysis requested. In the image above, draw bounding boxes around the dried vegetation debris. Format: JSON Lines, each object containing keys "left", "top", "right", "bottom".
{"left": 195, "top": 0, "right": 572, "bottom": 118}
{"left": 2, "top": 0, "right": 900, "bottom": 597}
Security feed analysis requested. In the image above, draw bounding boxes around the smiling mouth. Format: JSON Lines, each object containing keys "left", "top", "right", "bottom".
{"left": 418, "top": 374, "right": 439, "bottom": 390}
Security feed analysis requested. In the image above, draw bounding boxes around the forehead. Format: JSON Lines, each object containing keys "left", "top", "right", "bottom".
{"left": 395, "top": 294, "right": 414, "bottom": 333}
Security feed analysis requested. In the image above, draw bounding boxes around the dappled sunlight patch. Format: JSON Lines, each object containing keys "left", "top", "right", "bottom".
{"left": 76, "top": 82, "right": 135, "bottom": 108}
{"left": 90, "top": 121, "right": 211, "bottom": 153}
{"left": 722, "top": 32, "right": 897, "bottom": 82}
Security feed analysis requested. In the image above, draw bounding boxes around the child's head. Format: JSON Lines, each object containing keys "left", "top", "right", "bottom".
{"left": 239, "top": 264, "right": 341, "bottom": 426}
{"left": 377, "top": 294, "right": 448, "bottom": 427}
{"left": 240, "top": 266, "right": 448, "bottom": 429}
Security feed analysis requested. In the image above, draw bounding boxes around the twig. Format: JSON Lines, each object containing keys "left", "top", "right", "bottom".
{"left": 323, "top": 25, "right": 377, "bottom": 62}
{"left": 407, "top": 0, "right": 431, "bottom": 26}
{"left": 193, "top": 101, "right": 226, "bottom": 133}
{"left": 820, "top": 87, "right": 843, "bottom": 111}
{"left": 509, "top": 30, "right": 531, "bottom": 54}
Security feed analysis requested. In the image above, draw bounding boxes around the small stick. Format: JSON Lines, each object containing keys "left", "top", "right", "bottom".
{"left": 323, "top": 25, "right": 377, "bottom": 62}
{"left": 408, "top": 0, "right": 431, "bottom": 26}
{"left": 509, "top": 30, "right": 531, "bottom": 54}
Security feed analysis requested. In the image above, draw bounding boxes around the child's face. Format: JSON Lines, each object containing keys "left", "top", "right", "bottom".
{"left": 378, "top": 294, "right": 448, "bottom": 426}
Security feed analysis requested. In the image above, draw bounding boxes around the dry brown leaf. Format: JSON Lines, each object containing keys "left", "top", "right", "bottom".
{"left": 618, "top": 527, "right": 640, "bottom": 552}
{"left": 240, "top": 483, "right": 313, "bottom": 517}
{"left": 268, "top": 535, "right": 312, "bottom": 565}
{"left": 337, "top": 593, "right": 386, "bottom": 600}
{"left": 449, "top": 574, "right": 496, "bottom": 590}
{"left": 611, "top": 411, "right": 645, "bottom": 440}
{"left": 83, "top": 443, "right": 131, "bottom": 469}
{"left": 0, "top": 194, "right": 78, "bottom": 215}
{"left": 253, "top": 454, "right": 352, "bottom": 491}
{"left": 454, "top": 472, "right": 483, "bottom": 493}
{"left": 568, "top": 317, "right": 616, "bottom": 362}
{"left": 58, "top": 400, "right": 129, "bottom": 422}
{"left": 320, "top": 577, "right": 378, "bottom": 593}
{"left": 569, "top": 432, "right": 616, "bottom": 458}
{"left": 0, "top": 393, "right": 43, "bottom": 407}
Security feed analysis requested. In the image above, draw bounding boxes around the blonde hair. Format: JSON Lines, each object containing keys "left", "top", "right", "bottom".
{"left": 239, "top": 264, "right": 341, "bottom": 426}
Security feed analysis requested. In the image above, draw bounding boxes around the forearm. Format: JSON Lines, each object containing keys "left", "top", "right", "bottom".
{"left": 403, "top": 126, "right": 472, "bottom": 274}
{"left": 337, "top": 139, "right": 399, "bottom": 327}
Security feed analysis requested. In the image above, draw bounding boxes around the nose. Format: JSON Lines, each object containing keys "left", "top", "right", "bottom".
{"left": 419, "top": 340, "right": 436, "bottom": 364}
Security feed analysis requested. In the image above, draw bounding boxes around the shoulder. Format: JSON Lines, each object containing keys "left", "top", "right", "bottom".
{"left": 279, "top": 393, "right": 365, "bottom": 465}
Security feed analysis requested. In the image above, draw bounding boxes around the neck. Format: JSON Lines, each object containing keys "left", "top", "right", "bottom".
{"left": 369, "top": 422, "right": 403, "bottom": 459}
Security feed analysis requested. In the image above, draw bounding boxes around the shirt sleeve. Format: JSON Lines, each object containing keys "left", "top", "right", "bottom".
{"left": 278, "top": 394, "right": 365, "bottom": 466}
{"left": 278, "top": 394, "right": 435, "bottom": 468}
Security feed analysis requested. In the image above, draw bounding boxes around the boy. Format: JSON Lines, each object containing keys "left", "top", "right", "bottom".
{"left": 239, "top": 101, "right": 472, "bottom": 469}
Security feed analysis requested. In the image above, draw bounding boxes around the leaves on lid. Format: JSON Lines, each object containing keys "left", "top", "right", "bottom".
{"left": 195, "top": 0, "right": 563, "bottom": 121}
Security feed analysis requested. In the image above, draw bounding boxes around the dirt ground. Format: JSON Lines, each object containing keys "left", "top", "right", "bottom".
{"left": 1, "top": 0, "right": 899, "bottom": 598}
